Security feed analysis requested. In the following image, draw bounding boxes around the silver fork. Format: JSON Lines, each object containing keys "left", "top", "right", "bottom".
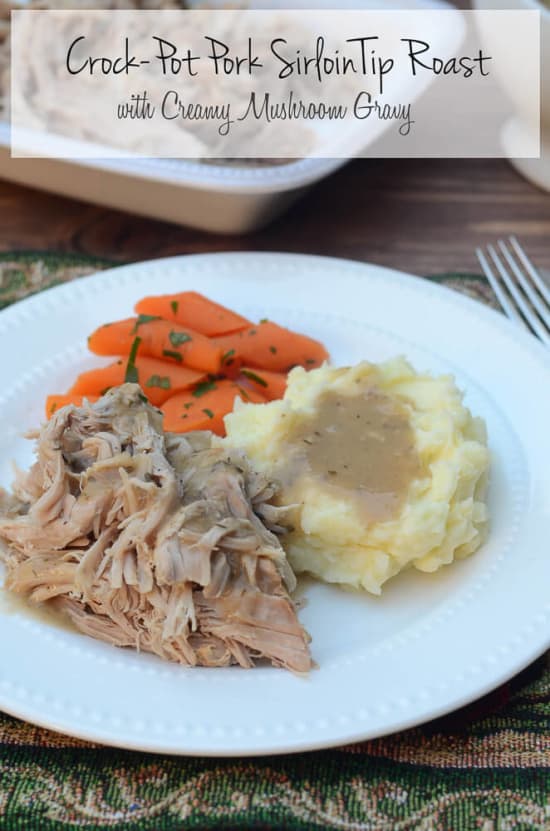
{"left": 476, "top": 237, "right": 550, "bottom": 347}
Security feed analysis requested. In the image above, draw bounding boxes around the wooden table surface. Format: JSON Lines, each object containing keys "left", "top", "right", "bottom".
{"left": 1, "top": 158, "right": 549, "bottom": 276}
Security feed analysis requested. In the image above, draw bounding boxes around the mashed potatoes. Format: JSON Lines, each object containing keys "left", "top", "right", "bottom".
{"left": 224, "top": 358, "right": 490, "bottom": 595}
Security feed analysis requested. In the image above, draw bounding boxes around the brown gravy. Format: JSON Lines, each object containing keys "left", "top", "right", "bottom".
{"left": 282, "top": 388, "right": 422, "bottom": 522}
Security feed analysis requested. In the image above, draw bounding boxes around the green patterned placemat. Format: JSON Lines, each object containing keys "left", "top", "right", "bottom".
{"left": 0, "top": 252, "right": 548, "bottom": 831}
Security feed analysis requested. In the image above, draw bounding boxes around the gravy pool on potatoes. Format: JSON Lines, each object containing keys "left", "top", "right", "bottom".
{"left": 281, "top": 388, "right": 423, "bottom": 523}
{"left": 224, "top": 358, "right": 490, "bottom": 595}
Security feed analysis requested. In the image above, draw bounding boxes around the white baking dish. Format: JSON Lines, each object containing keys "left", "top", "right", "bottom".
{"left": 0, "top": 138, "right": 345, "bottom": 233}
{"left": 0, "top": 0, "right": 460, "bottom": 233}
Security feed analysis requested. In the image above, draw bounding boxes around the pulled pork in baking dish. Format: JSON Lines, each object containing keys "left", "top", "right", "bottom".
{"left": 0, "top": 384, "right": 311, "bottom": 671}
{"left": 0, "top": 1, "right": 189, "bottom": 119}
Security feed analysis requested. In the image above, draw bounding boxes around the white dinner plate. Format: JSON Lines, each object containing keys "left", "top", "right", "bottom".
{"left": 0, "top": 252, "right": 548, "bottom": 756}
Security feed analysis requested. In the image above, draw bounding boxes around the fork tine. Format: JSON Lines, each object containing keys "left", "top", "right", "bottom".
{"left": 476, "top": 247, "right": 526, "bottom": 328}
{"left": 509, "top": 236, "right": 550, "bottom": 307}
{"left": 498, "top": 239, "right": 550, "bottom": 327}
{"left": 487, "top": 244, "right": 550, "bottom": 345}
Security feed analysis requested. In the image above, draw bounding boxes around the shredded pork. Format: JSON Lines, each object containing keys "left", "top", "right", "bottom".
{"left": 0, "top": 385, "right": 312, "bottom": 671}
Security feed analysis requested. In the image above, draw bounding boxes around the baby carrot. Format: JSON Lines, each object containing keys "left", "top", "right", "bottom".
{"left": 46, "top": 394, "right": 99, "bottom": 419}
{"left": 88, "top": 316, "right": 223, "bottom": 374}
{"left": 238, "top": 367, "right": 288, "bottom": 401}
{"left": 69, "top": 357, "right": 206, "bottom": 407}
{"left": 161, "top": 379, "right": 266, "bottom": 436}
{"left": 212, "top": 321, "right": 329, "bottom": 373}
{"left": 135, "top": 291, "right": 251, "bottom": 337}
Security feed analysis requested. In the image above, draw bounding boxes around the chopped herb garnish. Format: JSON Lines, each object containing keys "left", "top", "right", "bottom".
{"left": 183, "top": 402, "right": 194, "bottom": 410}
{"left": 248, "top": 329, "right": 257, "bottom": 336}
{"left": 162, "top": 349, "right": 183, "bottom": 363}
{"left": 260, "top": 318, "right": 268, "bottom": 323}
{"left": 170, "top": 300, "right": 179, "bottom": 315}
{"left": 169, "top": 330, "right": 192, "bottom": 347}
{"left": 237, "top": 385, "right": 251, "bottom": 401}
{"left": 145, "top": 374, "right": 171, "bottom": 390}
{"left": 192, "top": 380, "right": 217, "bottom": 398}
{"left": 131, "top": 314, "right": 161, "bottom": 334}
{"left": 222, "top": 349, "right": 236, "bottom": 364}
{"left": 138, "top": 392, "right": 149, "bottom": 404}
{"left": 181, "top": 414, "right": 188, "bottom": 419}
{"left": 241, "top": 369, "right": 268, "bottom": 387}
{"left": 124, "top": 336, "right": 141, "bottom": 383}
{"left": 269, "top": 345, "right": 277, "bottom": 354}
{"left": 202, "top": 408, "right": 214, "bottom": 419}
{"left": 306, "top": 358, "right": 316, "bottom": 366}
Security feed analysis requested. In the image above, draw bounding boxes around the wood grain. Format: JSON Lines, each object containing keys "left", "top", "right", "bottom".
{"left": 0, "top": 158, "right": 548, "bottom": 276}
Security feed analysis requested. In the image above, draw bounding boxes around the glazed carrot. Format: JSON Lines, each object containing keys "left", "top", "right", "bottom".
{"left": 46, "top": 394, "right": 99, "bottom": 419}
{"left": 161, "top": 379, "right": 266, "bottom": 436}
{"left": 88, "top": 317, "right": 222, "bottom": 374}
{"left": 69, "top": 357, "right": 206, "bottom": 407}
{"left": 212, "top": 321, "right": 329, "bottom": 373}
{"left": 238, "top": 367, "right": 288, "bottom": 401}
{"left": 135, "top": 291, "right": 251, "bottom": 337}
